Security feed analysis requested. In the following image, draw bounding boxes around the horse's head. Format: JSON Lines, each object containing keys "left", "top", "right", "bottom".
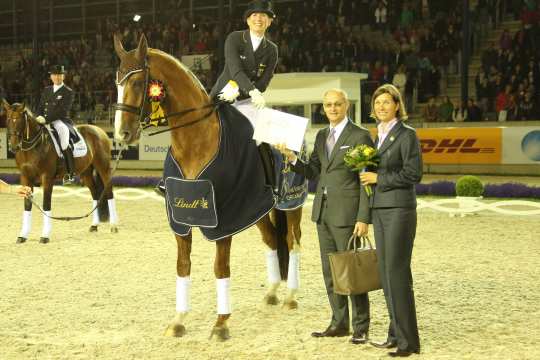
{"left": 113, "top": 33, "right": 149, "bottom": 144}
{"left": 2, "top": 99, "right": 33, "bottom": 152}
{"left": 113, "top": 33, "right": 211, "bottom": 146}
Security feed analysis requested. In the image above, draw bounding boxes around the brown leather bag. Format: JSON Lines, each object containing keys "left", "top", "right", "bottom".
{"left": 328, "top": 235, "right": 382, "bottom": 295}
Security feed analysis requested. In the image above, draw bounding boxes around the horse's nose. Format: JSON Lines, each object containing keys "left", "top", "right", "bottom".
{"left": 121, "top": 131, "right": 130, "bottom": 140}
{"left": 115, "top": 130, "right": 130, "bottom": 143}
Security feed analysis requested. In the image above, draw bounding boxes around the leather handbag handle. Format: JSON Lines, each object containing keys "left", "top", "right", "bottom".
{"left": 347, "top": 234, "right": 360, "bottom": 251}
{"left": 359, "top": 235, "right": 375, "bottom": 250}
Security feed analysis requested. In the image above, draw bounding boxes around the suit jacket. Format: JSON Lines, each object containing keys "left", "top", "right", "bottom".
{"left": 370, "top": 121, "right": 423, "bottom": 209}
{"left": 292, "top": 120, "right": 374, "bottom": 227}
{"left": 210, "top": 30, "right": 278, "bottom": 99}
{"left": 38, "top": 85, "right": 74, "bottom": 124}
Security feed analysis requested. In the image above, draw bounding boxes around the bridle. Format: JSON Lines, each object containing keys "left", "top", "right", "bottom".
{"left": 113, "top": 59, "right": 222, "bottom": 137}
{"left": 7, "top": 109, "right": 45, "bottom": 152}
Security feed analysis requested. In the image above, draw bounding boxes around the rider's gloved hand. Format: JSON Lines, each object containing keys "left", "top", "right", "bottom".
{"left": 36, "top": 115, "right": 46, "bottom": 125}
{"left": 218, "top": 80, "right": 240, "bottom": 103}
{"left": 249, "top": 89, "right": 266, "bottom": 109}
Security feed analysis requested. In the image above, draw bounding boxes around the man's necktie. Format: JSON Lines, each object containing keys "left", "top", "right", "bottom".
{"left": 326, "top": 128, "right": 336, "bottom": 158}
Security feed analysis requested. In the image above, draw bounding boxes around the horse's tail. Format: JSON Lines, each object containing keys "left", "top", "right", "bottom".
{"left": 274, "top": 209, "right": 289, "bottom": 280}
{"left": 94, "top": 169, "right": 110, "bottom": 222}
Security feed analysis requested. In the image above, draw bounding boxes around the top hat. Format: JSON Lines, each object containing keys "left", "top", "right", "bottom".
{"left": 244, "top": 0, "right": 276, "bottom": 20}
{"left": 49, "top": 65, "right": 66, "bottom": 74}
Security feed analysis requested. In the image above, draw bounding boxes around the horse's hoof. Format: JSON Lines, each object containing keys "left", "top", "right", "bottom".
{"left": 110, "top": 226, "right": 119, "bottom": 234}
{"left": 39, "top": 237, "right": 50, "bottom": 244}
{"left": 263, "top": 294, "right": 279, "bottom": 305}
{"left": 209, "top": 326, "right": 230, "bottom": 341}
{"left": 164, "top": 323, "right": 186, "bottom": 337}
{"left": 16, "top": 237, "right": 27, "bottom": 244}
{"left": 283, "top": 300, "right": 298, "bottom": 310}
{"left": 89, "top": 225, "right": 98, "bottom": 232}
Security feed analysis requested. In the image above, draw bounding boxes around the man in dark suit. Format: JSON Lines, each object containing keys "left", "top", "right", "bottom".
{"left": 35, "top": 65, "right": 75, "bottom": 184}
{"left": 210, "top": 0, "right": 278, "bottom": 193}
{"left": 277, "top": 89, "right": 373, "bottom": 344}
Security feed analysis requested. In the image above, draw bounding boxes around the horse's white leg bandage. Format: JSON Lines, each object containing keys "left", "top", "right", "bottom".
{"left": 107, "top": 199, "right": 118, "bottom": 224}
{"left": 41, "top": 211, "right": 52, "bottom": 238}
{"left": 266, "top": 249, "right": 281, "bottom": 285}
{"left": 176, "top": 276, "right": 191, "bottom": 313}
{"left": 216, "top": 278, "right": 231, "bottom": 315}
{"left": 287, "top": 251, "right": 300, "bottom": 290}
{"left": 91, "top": 200, "right": 100, "bottom": 225}
{"left": 20, "top": 211, "right": 32, "bottom": 238}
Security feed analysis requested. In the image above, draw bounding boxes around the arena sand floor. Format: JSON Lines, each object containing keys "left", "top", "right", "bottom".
{"left": 0, "top": 180, "right": 539, "bottom": 359}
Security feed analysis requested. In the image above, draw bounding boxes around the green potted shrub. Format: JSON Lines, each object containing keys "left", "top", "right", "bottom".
{"left": 454, "top": 175, "right": 484, "bottom": 216}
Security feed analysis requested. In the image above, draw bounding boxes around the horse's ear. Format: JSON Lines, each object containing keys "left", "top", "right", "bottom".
{"left": 1, "top": 98, "right": 10, "bottom": 111}
{"left": 135, "top": 34, "right": 148, "bottom": 62}
{"left": 113, "top": 32, "right": 127, "bottom": 59}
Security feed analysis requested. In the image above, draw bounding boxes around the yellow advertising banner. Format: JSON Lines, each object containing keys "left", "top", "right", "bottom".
{"left": 416, "top": 128, "right": 502, "bottom": 164}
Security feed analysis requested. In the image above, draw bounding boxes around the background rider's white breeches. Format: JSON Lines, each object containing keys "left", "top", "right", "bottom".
{"left": 51, "top": 120, "right": 70, "bottom": 150}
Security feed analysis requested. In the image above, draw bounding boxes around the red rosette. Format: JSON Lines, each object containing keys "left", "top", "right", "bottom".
{"left": 147, "top": 80, "right": 166, "bottom": 102}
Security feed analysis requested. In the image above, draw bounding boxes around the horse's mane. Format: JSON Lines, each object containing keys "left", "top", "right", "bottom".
{"left": 148, "top": 48, "right": 208, "bottom": 96}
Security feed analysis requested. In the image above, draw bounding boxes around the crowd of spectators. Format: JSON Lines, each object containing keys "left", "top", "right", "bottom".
{"left": 474, "top": 1, "right": 540, "bottom": 121}
{"left": 1, "top": 0, "right": 539, "bottom": 124}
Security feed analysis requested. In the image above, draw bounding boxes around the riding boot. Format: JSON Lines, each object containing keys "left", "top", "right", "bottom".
{"left": 62, "top": 147, "right": 75, "bottom": 185}
{"left": 257, "top": 142, "right": 278, "bottom": 195}
{"left": 154, "top": 178, "right": 166, "bottom": 198}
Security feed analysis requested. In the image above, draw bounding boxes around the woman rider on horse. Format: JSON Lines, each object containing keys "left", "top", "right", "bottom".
{"left": 35, "top": 65, "right": 76, "bottom": 184}
{"left": 210, "top": 0, "right": 279, "bottom": 194}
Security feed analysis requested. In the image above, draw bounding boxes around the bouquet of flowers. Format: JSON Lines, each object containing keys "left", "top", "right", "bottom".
{"left": 343, "top": 144, "right": 380, "bottom": 196}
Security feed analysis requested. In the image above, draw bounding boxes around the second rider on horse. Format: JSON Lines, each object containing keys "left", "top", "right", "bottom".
{"left": 36, "top": 65, "right": 76, "bottom": 184}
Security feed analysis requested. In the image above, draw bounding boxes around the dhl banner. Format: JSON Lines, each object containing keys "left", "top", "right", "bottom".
{"left": 416, "top": 128, "right": 502, "bottom": 164}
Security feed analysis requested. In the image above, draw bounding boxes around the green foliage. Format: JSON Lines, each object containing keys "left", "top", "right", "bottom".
{"left": 455, "top": 175, "right": 484, "bottom": 197}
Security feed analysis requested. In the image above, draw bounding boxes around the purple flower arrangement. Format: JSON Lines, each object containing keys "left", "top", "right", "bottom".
{"left": 1, "top": 173, "right": 539, "bottom": 199}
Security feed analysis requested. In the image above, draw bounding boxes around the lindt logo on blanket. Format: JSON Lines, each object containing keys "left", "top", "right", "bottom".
{"left": 174, "top": 197, "right": 209, "bottom": 209}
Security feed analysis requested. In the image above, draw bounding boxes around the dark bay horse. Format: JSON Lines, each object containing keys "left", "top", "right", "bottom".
{"left": 2, "top": 100, "right": 118, "bottom": 243}
{"left": 113, "top": 34, "right": 303, "bottom": 340}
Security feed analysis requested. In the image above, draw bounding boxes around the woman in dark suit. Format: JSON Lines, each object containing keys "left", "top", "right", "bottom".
{"left": 360, "top": 84, "right": 422, "bottom": 357}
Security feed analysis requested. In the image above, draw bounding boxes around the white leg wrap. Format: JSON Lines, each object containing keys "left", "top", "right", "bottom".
{"left": 287, "top": 251, "right": 300, "bottom": 290}
{"left": 92, "top": 200, "right": 100, "bottom": 225}
{"left": 107, "top": 199, "right": 118, "bottom": 224}
{"left": 216, "top": 278, "right": 231, "bottom": 315}
{"left": 175, "top": 276, "right": 191, "bottom": 313}
{"left": 41, "top": 211, "right": 52, "bottom": 238}
{"left": 20, "top": 211, "right": 32, "bottom": 238}
{"left": 266, "top": 250, "right": 281, "bottom": 284}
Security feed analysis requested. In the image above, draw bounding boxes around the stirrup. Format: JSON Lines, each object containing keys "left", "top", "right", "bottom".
{"left": 63, "top": 174, "right": 75, "bottom": 185}
{"left": 154, "top": 183, "right": 166, "bottom": 197}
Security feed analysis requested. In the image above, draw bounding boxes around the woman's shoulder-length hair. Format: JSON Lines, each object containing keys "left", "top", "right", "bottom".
{"left": 370, "top": 84, "right": 408, "bottom": 121}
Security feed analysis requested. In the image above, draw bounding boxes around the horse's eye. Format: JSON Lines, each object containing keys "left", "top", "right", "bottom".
{"left": 132, "top": 80, "right": 143, "bottom": 88}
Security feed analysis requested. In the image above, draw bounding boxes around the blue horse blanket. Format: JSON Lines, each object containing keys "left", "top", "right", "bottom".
{"left": 163, "top": 104, "right": 275, "bottom": 241}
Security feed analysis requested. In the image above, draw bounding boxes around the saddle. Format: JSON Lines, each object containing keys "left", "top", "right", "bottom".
{"left": 45, "top": 123, "right": 88, "bottom": 158}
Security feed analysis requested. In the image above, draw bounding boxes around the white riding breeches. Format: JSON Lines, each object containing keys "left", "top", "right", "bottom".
{"left": 51, "top": 120, "right": 70, "bottom": 150}
{"left": 233, "top": 98, "right": 258, "bottom": 129}
{"left": 233, "top": 99, "right": 261, "bottom": 145}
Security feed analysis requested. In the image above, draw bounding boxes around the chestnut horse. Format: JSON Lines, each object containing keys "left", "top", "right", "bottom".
{"left": 2, "top": 100, "right": 118, "bottom": 243}
{"left": 113, "top": 34, "right": 303, "bottom": 340}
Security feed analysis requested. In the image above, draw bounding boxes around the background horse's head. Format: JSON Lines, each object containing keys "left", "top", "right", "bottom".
{"left": 113, "top": 33, "right": 210, "bottom": 146}
{"left": 2, "top": 99, "right": 37, "bottom": 153}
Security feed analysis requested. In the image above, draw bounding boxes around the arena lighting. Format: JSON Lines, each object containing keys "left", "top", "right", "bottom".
{"left": 133, "top": 14, "right": 141, "bottom": 22}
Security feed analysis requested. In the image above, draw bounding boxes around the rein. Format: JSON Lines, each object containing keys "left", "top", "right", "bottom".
{"left": 8, "top": 112, "right": 45, "bottom": 152}
{"left": 25, "top": 146, "right": 126, "bottom": 221}
{"left": 144, "top": 103, "right": 220, "bottom": 136}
